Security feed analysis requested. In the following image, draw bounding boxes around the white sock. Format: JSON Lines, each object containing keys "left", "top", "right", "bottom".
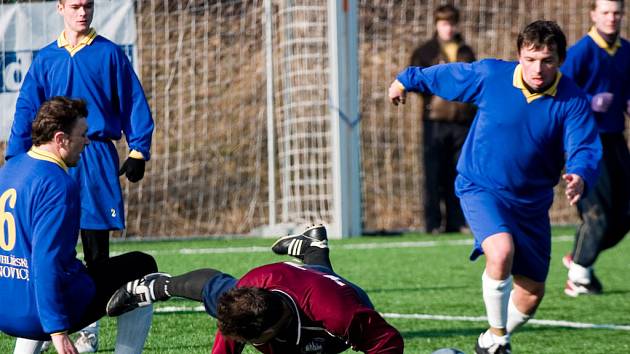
{"left": 115, "top": 304, "right": 153, "bottom": 354}
{"left": 506, "top": 291, "right": 531, "bottom": 333}
{"left": 79, "top": 320, "right": 99, "bottom": 335}
{"left": 13, "top": 338, "right": 44, "bottom": 354}
{"left": 568, "top": 262, "right": 591, "bottom": 284}
{"left": 482, "top": 270, "right": 512, "bottom": 330}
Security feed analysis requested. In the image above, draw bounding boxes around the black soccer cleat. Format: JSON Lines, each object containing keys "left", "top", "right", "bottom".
{"left": 474, "top": 341, "right": 512, "bottom": 354}
{"left": 271, "top": 224, "right": 328, "bottom": 259}
{"left": 106, "top": 272, "right": 171, "bottom": 317}
{"left": 562, "top": 255, "right": 604, "bottom": 297}
{"left": 475, "top": 332, "right": 512, "bottom": 354}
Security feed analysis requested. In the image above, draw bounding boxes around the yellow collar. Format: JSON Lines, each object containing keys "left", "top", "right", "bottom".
{"left": 588, "top": 26, "right": 621, "bottom": 56}
{"left": 27, "top": 147, "right": 68, "bottom": 172}
{"left": 57, "top": 28, "right": 97, "bottom": 56}
{"left": 512, "top": 64, "right": 562, "bottom": 103}
{"left": 441, "top": 41, "right": 459, "bottom": 63}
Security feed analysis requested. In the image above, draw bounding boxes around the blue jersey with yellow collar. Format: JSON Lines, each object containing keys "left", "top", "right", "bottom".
{"left": 0, "top": 149, "right": 95, "bottom": 338}
{"left": 561, "top": 29, "right": 630, "bottom": 133}
{"left": 396, "top": 59, "right": 601, "bottom": 209}
{"left": 6, "top": 30, "right": 154, "bottom": 160}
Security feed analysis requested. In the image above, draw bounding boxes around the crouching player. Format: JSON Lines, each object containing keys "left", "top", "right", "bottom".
{"left": 107, "top": 225, "right": 404, "bottom": 353}
{"left": 0, "top": 97, "right": 157, "bottom": 354}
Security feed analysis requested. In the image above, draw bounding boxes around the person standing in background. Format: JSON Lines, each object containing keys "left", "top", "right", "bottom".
{"left": 409, "top": 4, "right": 476, "bottom": 234}
{"left": 560, "top": 0, "right": 630, "bottom": 297}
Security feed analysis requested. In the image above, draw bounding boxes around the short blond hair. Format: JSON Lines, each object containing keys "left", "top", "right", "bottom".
{"left": 591, "top": 0, "right": 624, "bottom": 10}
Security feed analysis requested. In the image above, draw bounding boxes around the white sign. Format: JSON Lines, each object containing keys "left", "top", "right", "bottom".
{"left": 0, "top": 0, "right": 137, "bottom": 141}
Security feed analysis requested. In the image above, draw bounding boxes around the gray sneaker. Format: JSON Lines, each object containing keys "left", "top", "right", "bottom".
{"left": 74, "top": 331, "right": 98, "bottom": 353}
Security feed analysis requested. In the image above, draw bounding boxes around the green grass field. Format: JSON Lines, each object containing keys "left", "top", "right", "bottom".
{"left": 2, "top": 226, "right": 628, "bottom": 353}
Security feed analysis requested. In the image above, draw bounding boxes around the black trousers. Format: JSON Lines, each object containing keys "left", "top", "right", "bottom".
{"left": 422, "top": 120, "right": 469, "bottom": 232}
{"left": 24, "top": 252, "right": 157, "bottom": 340}
{"left": 71, "top": 252, "right": 157, "bottom": 335}
{"left": 572, "top": 133, "right": 630, "bottom": 267}
{"left": 81, "top": 229, "right": 110, "bottom": 268}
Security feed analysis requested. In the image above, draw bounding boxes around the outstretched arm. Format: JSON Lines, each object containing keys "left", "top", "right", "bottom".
{"left": 388, "top": 80, "right": 407, "bottom": 106}
{"left": 211, "top": 331, "right": 246, "bottom": 354}
{"left": 390, "top": 61, "right": 482, "bottom": 107}
{"left": 347, "top": 310, "right": 404, "bottom": 354}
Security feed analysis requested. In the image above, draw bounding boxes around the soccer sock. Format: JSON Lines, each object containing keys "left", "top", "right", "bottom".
{"left": 13, "top": 338, "right": 43, "bottom": 354}
{"left": 115, "top": 304, "right": 153, "bottom": 354}
{"left": 482, "top": 270, "right": 512, "bottom": 330}
{"left": 164, "top": 268, "right": 222, "bottom": 301}
{"left": 303, "top": 247, "right": 334, "bottom": 270}
{"left": 568, "top": 262, "right": 591, "bottom": 284}
{"left": 80, "top": 229, "right": 110, "bottom": 268}
{"left": 506, "top": 291, "right": 531, "bottom": 333}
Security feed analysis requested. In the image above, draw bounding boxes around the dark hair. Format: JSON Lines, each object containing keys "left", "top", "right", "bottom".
{"left": 216, "top": 287, "right": 284, "bottom": 341}
{"left": 517, "top": 20, "right": 567, "bottom": 62}
{"left": 591, "top": 0, "right": 624, "bottom": 11}
{"left": 435, "top": 4, "right": 460, "bottom": 24}
{"left": 32, "top": 97, "right": 88, "bottom": 146}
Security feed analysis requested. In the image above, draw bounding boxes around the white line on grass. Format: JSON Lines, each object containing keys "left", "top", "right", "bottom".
{"left": 381, "top": 313, "right": 630, "bottom": 331}
{"left": 152, "top": 306, "right": 630, "bottom": 331}
{"left": 109, "top": 235, "right": 574, "bottom": 257}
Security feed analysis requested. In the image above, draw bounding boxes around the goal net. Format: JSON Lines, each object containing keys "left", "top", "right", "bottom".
{"left": 1, "top": 0, "right": 628, "bottom": 237}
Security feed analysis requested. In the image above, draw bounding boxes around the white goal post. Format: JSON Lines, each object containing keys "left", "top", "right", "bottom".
{"left": 326, "top": 0, "right": 361, "bottom": 238}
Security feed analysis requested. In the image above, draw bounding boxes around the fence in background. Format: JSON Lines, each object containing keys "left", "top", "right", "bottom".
{"left": 1, "top": 0, "right": 628, "bottom": 237}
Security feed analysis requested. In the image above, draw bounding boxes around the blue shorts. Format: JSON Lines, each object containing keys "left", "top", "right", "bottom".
{"left": 68, "top": 140, "right": 124, "bottom": 230}
{"left": 202, "top": 273, "right": 238, "bottom": 318}
{"left": 457, "top": 178, "right": 551, "bottom": 282}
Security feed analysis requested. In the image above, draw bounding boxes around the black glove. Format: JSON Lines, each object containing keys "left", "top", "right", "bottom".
{"left": 119, "top": 157, "right": 145, "bottom": 183}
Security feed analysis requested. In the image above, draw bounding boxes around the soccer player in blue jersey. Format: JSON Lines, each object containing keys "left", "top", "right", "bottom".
{"left": 389, "top": 21, "right": 602, "bottom": 354}
{"left": 560, "top": 0, "right": 630, "bottom": 297}
{"left": 0, "top": 97, "right": 157, "bottom": 354}
{"left": 5, "top": 0, "right": 154, "bottom": 350}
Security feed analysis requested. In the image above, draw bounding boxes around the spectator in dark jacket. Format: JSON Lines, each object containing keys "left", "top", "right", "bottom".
{"left": 409, "top": 4, "right": 476, "bottom": 234}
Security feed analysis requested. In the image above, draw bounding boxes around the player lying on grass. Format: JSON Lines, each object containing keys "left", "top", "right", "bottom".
{"left": 0, "top": 97, "right": 157, "bottom": 354}
{"left": 389, "top": 20, "right": 602, "bottom": 354}
{"left": 106, "top": 225, "right": 404, "bottom": 354}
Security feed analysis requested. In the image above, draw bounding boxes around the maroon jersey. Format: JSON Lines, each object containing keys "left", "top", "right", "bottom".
{"left": 211, "top": 262, "right": 403, "bottom": 354}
